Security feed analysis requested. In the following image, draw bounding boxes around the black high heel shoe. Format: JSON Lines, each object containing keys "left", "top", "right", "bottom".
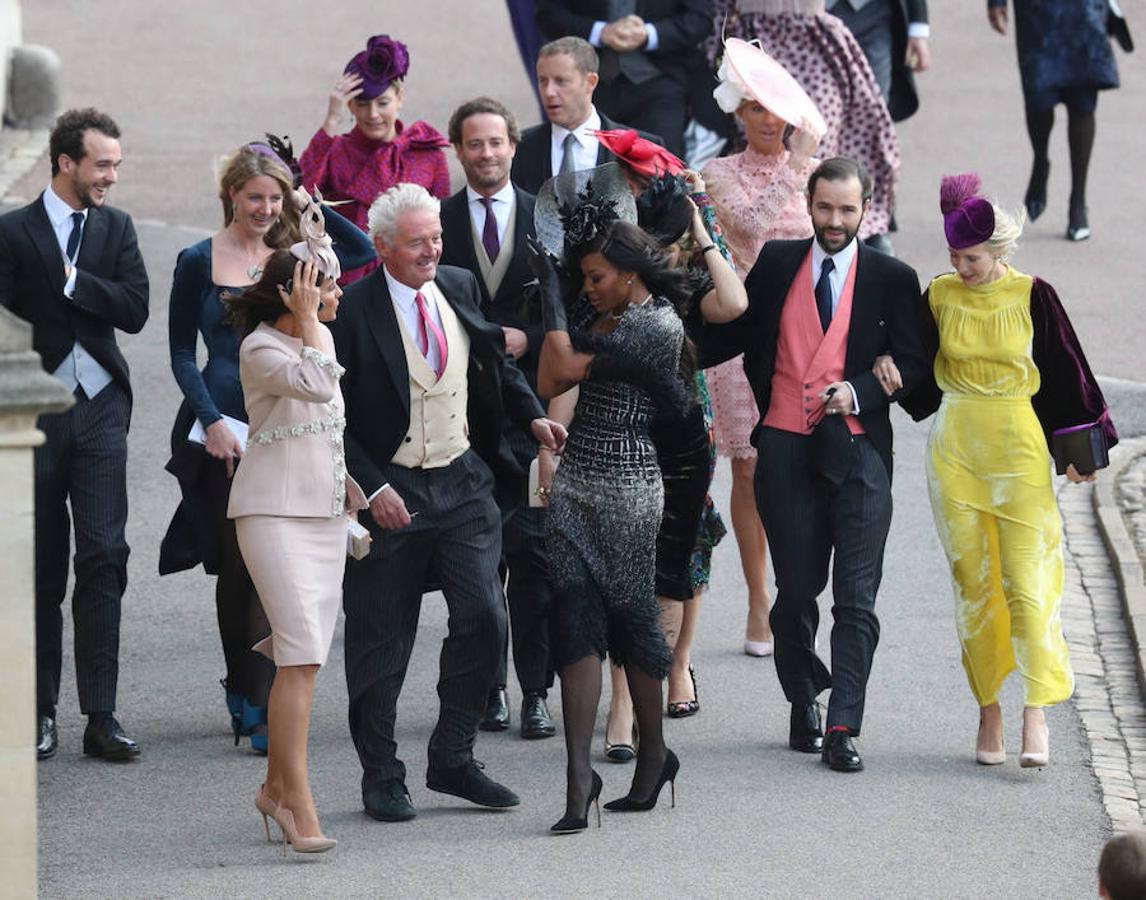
{"left": 603, "top": 749, "right": 679, "bottom": 812}
{"left": 1066, "top": 201, "right": 1090, "bottom": 242}
{"left": 550, "top": 770, "right": 603, "bottom": 834}
{"left": 1024, "top": 159, "right": 1049, "bottom": 222}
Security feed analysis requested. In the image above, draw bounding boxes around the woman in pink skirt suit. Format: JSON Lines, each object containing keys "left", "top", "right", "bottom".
{"left": 225, "top": 197, "right": 366, "bottom": 855}
{"left": 701, "top": 39, "right": 822, "bottom": 656}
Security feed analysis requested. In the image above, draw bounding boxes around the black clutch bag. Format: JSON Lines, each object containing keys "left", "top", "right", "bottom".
{"left": 1052, "top": 423, "right": 1110, "bottom": 476}
{"left": 1109, "top": 0, "right": 1134, "bottom": 53}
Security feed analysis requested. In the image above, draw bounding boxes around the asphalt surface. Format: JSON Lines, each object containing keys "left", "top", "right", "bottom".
{"left": 16, "top": 1, "right": 1146, "bottom": 897}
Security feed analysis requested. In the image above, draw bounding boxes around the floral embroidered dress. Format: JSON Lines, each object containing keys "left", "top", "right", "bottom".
{"left": 300, "top": 120, "right": 450, "bottom": 284}
{"left": 701, "top": 146, "right": 814, "bottom": 458}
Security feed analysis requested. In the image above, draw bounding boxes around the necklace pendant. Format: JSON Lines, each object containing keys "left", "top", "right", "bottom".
{"left": 247, "top": 263, "right": 263, "bottom": 280}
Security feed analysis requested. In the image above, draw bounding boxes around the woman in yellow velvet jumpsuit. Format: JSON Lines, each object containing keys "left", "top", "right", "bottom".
{"left": 886, "top": 174, "right": 1116, "bottom": 769}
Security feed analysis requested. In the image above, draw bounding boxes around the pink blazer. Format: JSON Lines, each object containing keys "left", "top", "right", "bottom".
{"left": 227, "top": 322, "right": 367, "bottom": 519}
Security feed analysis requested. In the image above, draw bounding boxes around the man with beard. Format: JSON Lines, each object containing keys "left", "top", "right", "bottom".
{"left": 0, "top": 108, "right": 149, "bottom": 762}
{"left": 440, "top": 97, "right": 556, "bottom": 740}
{"left": 698, "top": 157, "right": 926, "bottom": 772}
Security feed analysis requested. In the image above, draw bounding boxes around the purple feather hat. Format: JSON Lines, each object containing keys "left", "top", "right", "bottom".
{"left": 940, "top": 173, "right": 995, "bottom": 249}
{"left": 344, "top": 35, "right": 410, "bottom": 99}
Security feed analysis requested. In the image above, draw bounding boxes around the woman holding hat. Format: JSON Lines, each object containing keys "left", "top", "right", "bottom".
{"left": 890, "top": 174, "right": 1116, "bottom": 769}
{"left": 162, "top": 144, "right": 373, "bottom": 754}
{"left": 699, "top": 38, "right": 822, "bottom": 659}
{"left": 706, "top": 3, "right": 900, "bottom": 245}
{"left": 300, "top": 34, "right": 449, "bottom": 283}
{"left": 223, "top": 199, "right": 367, "bottom": 855}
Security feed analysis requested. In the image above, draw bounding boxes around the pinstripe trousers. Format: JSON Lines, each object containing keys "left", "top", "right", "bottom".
{"left": 35, "top": 382, "right": 131, "bottom": 715}
{"left": 343, "top": 449, "right": 507, "bottom": 788}
{"left": 756, "top": 427, "right": 892, "bottom": 735}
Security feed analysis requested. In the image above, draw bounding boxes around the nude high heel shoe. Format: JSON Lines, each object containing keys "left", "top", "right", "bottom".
{"left": 976, "top": 704, "right": 1006, "bottom": 766}
{"left": 1020, "top": 711, "right": 1050, "bottom": 768}
{"left": 271, "top": 804, "right": 337, "bottom": 855}
{"left": 255, "top": 784, "right": 278, "bottom": 842}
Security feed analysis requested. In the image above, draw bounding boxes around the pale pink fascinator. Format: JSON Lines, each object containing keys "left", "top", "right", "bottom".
{"left": 289, "top": 188, "right": 341, "bottom": 281}
{"left": 940, "top": 173, "right": 995, "bottom": 249}
{"left": 713, "top": 38, "right": 827, "bottom": 140}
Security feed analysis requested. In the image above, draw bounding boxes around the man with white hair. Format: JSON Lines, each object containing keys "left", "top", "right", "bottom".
{"left": 332, "top": 182, "right": 566, "bottom": 823}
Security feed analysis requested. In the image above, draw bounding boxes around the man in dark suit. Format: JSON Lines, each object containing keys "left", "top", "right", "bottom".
{"left": 333, "top": 183, "right": 565, "bottom": 822}
{"left": 699, "top": 158, "right": 926, "bottom": 772}
{"left": 536, "top": 0, "right": 713, "bottom": 155}
{"left": 442, "top": 96, "right": 557, "bottom": 741}
{"left": 827, "top": 0, "right": 931, "bottom": 122}
{"left": 0, "top": 108, "right": 149, "bottom": 762}
{"left": 510, "top": 36, "right": 663, "bottom": 195}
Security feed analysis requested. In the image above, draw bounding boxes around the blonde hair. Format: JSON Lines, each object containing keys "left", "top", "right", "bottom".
{"left": 986, "top": 202, "right": 1025, "bottom": 259}
{"left": 217, "top": 144, "right": 300, "bottom": 249}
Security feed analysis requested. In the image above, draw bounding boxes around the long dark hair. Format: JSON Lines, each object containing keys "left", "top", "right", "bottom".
{"left": 586, "top": 220, "right": 697, "bottom": 382}
{"left": 220, "top": 249, "right": 296, "bottom": 337}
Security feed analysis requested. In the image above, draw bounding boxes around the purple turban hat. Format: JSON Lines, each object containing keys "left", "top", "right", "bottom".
{"left": 940, "top": 173, "right": 995, "bottom": 249}
{"left": 344, "top": 35, "right": 410, "bottom": 99}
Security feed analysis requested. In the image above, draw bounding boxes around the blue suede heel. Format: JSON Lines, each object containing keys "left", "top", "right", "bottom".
{"left": 241, "top": 699, "right": 269, "bottom": 755}
{"left": 223, "top": 680, "right": 244, "bottom": 745}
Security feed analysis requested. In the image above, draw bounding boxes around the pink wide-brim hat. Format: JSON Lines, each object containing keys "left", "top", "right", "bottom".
{"left": 716, "top": 38, "right": 827, "bottom": 140}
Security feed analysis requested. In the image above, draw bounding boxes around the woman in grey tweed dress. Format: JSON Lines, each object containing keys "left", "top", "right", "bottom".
{"left": 536, "top": 220, "right": 692, "bottom": 832}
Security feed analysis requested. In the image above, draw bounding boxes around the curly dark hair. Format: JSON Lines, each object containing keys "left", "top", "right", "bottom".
{"left": 49, "top": 108, "right": 121, "bottom": 177}
{"left": 219, "top": 250, "right": 297, "bottom": 337}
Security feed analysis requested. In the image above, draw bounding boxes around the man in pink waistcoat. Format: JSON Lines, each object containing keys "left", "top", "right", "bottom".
{"left": 699, "top": 157, "right": 927, "bottom": 772}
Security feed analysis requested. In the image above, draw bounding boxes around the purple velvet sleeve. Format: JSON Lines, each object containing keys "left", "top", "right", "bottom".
{"left": 1029, "top": 277, "right": 1119, "bottom": 451}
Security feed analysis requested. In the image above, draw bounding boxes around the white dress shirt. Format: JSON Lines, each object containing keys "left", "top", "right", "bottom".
{"left": 43, "top": 184, "right": 113, "bottom": 397}
{"left": 810, "top": 237, "right": 861, "bottom": 413}
{"left": 550, "top": 107, "right": 602, "bottom": 177}
{"left": 465, "top": 182, "right": 515, "bottom": 249}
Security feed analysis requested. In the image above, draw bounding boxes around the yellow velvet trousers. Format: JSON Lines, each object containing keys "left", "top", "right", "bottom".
{"left": 927, "top": 396, "right": 1074, "bottom": 708}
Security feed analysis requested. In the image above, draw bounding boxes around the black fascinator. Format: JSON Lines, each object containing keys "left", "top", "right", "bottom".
{"left": 535, "top": 163, "right": 637, "bottom": 266}
{"left": 636, "top": 174, "right": 694, "bottom": 248}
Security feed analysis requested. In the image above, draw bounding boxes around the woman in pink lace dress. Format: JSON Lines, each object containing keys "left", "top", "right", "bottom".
{"left": 701, "top": 39, "right": 820, "bottom": 656}
{"left": 300, "top": 35, "right": 449, "bottom": 285}
{"left": 707, "top": 0, "right": 899, "bottom": 244}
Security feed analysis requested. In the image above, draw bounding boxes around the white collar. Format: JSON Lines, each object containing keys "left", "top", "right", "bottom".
{"left": 552, "top": 106, "right": 602, "bottom": 145}
{"left": 811, "top": 235, "right": 858, "bottom": 277}
{"left": 43, "top": 184, "right": 87, "bottom": 228}
{"left": 383, "top": 266, "right": 431, "bottom": 310}
{"left": 465, "top": 182, "right": 516, "bottom": 207}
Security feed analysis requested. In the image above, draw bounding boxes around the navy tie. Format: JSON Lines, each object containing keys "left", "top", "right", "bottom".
{"left": 65, "top": 211, "right": 84, "bottom": 262}
{"left": 815, "top": 257, "right": 835, "bottom": 333}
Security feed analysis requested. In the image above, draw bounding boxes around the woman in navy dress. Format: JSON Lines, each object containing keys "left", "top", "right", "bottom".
{"left": 988, "top": 0, "right": 1120, "bottom": 241}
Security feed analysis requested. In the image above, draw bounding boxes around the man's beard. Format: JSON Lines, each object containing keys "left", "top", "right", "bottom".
{"left": 813, "top": 218, "right": 861, "bottom": 254}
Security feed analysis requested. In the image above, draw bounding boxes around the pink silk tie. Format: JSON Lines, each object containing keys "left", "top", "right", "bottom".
{"left": 414, "top": 290, "right": 449, "bottom": 379}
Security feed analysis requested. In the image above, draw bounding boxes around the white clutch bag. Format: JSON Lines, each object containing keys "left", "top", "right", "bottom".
{"left": 347, "top": 518, "right": 372, "bottom": 560}
{"left": 528, "top": 454, "right": 559, "bottom": 508}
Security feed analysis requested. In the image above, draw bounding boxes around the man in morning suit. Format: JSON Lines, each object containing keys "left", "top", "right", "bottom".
{"left": 510, "top": 36, "right": 663, "bottom": 196}
{"left": 827, "top": 0, "right": 931, "bottom": 122}
{"left": 0, "top": 108, "right": 149, "bottom": 762}
{"left": 699, "top": 158, "right": 926, "bottom": 772}
{"left": 535, "top": 0, "right": 713, "bottom": 156}
{"left": 442, "top": 96, "right": 557, "bottom": 740}
{"left": 333, "top": 183, "right": 565, "bottom": 822}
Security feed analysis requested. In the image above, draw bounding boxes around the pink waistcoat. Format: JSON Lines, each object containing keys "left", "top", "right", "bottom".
{"left": 762, "top": 249, "right": 865, "bottom": 437}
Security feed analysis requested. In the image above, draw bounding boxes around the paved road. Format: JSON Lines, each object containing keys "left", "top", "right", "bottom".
{"left": 16, "top": 2, "right": 1145, "bottom": 897}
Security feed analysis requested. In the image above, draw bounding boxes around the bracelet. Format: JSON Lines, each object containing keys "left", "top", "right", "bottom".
{"left": 701, "top": 244, "right": 718, "bottom": 254}
{"left": 538, "top": 446, "right": 555, "bottom": 455}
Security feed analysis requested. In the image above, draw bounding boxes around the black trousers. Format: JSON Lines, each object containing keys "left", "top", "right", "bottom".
{"left": 755, "top": 427, "right": 892, "bottom": 734}
{"left": 343, "top": 450, "right": 506, "bottom": 787}
{"left": 594, "top": 74, "right": 688, "bottom": 157}
{"left": 35, "top": 383, "right": 130, "bottom": 716}
{"left": 497, "top": 503, "right": 553, "bottom": 696}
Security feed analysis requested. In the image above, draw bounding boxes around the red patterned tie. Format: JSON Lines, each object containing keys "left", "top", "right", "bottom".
{"left": 414, "top": 290, "right": 449, "bottom": 379}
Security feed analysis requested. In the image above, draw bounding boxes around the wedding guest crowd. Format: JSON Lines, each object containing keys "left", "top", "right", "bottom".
{"left": 6, "top": 4, "right": 1125, "bottom": 859}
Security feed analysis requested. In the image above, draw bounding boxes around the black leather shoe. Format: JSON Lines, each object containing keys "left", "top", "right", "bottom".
{"left": 788, "top": 703, "right": 823, "bottom": 754}
{"left": 37, "top": 715, "right": 57, "bottom": 760}
{"left": 520, "top": 693, "right": 556, "bottom": 739}
{"left": 426, "top": 760, "right": 520, "bottom": 808}
{"left": 822, "top": 729, "right": 863, "bottom": 772}
{"left": 363, "top": 779, "right": 417, "bottom": 822}
{"left": 82, "top": 716, "right": 140, "bottom": 761}
{"left": 479, "top": 686, "right": 510, "bottom": 732}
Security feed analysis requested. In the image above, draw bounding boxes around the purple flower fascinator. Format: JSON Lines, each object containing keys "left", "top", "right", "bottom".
{"left": 940, "top": 173, "right": 995, "bottom": 249}
{"left": 344, "top": 34, "right": 410, "bottom": 99}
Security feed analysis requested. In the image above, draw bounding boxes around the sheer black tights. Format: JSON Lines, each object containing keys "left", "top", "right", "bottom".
{"left": 1024, "top": 105, "right": 1096, "bottom": 211}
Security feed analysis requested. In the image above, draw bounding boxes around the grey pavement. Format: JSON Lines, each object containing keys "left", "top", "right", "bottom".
{"left": 14, "top": 1, "right": 1146, "bottom": 898}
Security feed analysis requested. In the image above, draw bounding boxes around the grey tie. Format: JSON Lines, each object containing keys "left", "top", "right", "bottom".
{"left": 559, "top": 133, "right": 577, "bottom": 175}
